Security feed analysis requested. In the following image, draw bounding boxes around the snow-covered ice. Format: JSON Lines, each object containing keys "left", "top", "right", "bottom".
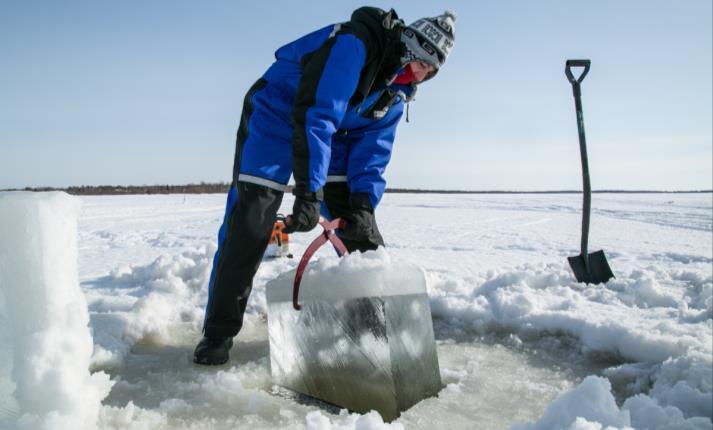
{"left": 0, "top": 191, "right": 711, "bottom": 429}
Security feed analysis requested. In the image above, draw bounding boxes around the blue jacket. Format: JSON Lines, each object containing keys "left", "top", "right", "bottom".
{"left": 234, "top": 7, "right": 414, "bottom": 209}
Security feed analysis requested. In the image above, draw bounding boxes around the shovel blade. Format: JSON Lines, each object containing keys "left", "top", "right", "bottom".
{"left": 568, "top": 250, "right": 615, "bottom": 284}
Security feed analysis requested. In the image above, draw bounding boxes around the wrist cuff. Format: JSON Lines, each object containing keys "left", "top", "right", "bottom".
{"left": 292, "top": 187, "right": 323, "bottom": 202}
{"left": 349, "top": 193, "right": 373, "bottom": 212}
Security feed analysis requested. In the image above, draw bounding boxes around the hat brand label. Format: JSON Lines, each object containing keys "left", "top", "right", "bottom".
{"left": 422, "top": 23, "right": 443, "bottom": 45}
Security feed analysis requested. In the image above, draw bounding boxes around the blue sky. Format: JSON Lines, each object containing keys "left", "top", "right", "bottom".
{"left": 1, "top": 1, "right": 711, "bottom": 191}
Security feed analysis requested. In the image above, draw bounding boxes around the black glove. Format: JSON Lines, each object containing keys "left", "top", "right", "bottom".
{"left": 340, "top": 193, "right": 376, "bottom": 242}
{"left": 284, "top": 189, "right": 322, "bottom": 234}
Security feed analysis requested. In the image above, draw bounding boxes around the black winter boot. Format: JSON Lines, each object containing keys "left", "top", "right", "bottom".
{"left": 193, "top": 336, "right": 233, "bottom": 365}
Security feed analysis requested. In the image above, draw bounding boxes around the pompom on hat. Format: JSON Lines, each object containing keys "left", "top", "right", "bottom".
{"left": 400, "top": 10, "right": 456, "bottom": 70}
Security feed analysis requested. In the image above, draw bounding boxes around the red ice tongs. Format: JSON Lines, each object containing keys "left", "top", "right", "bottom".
{"left": 292, "top": 218, "right": 349, "bottom": 310}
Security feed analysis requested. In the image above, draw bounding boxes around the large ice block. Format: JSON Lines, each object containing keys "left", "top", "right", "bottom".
{"left": 0, "top": 192, "right": 112, "bottom": 428}
{"left": 266, "top": 250, "right": 441, "bottom": 421}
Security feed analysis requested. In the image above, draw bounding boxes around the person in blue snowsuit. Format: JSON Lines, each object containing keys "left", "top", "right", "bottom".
{"left": 194, "top": 7, "right": 456, "bottom": 365}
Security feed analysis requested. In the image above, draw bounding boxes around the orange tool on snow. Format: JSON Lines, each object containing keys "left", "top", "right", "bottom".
{"left": 266, "top": 215, "right": 293, "bottom": 258}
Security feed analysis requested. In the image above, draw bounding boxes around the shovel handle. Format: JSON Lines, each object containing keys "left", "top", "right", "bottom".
{"left": 565, "top": 59, "right": 591, "bottom": 85}
{"left": 565, "top": 59, "right": 593, "bottom": 261}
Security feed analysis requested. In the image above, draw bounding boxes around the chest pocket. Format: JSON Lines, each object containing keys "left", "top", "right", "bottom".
{"left": 361, "top": 89, "right": 400, "bottom": 120}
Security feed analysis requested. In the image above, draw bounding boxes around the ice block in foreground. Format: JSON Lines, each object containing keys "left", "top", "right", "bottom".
{"left": 266, "top": 250, "right": 441, "bottom": 421}
{"left": 0, "top": 192, "right": 112, "bottom": 428}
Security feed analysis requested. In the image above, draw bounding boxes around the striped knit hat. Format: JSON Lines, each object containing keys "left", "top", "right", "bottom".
{"left": 400, "top": 10, "right": 456, "bottom": 70}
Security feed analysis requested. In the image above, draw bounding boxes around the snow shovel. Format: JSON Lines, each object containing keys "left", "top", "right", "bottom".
{"left": 565, "top": 59, "right": 614, "bottom": 284}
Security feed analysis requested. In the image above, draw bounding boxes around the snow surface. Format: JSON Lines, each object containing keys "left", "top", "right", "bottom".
{"left": 1, "top": 191, "right": 711, "bottom": 429}
{"left": 266, "top": 247, "right": 429, "bottom": 303}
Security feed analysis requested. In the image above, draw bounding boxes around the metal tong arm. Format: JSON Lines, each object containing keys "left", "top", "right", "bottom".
{"left": 292, "top": 218, "right": 348, "bottom": 310}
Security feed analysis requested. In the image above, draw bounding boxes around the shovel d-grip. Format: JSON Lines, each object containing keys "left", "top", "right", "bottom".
{"left": 292, "top": 218, "right": 348, "bottom": 310}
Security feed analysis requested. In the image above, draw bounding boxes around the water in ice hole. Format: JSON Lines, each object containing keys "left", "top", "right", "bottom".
{"left": 97, "top": 314, "right": 626, "bottom": 429}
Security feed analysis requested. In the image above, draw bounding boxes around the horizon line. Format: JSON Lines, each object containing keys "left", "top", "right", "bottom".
{"left": 1, "top": 183, "right": 711, "bottom": 195}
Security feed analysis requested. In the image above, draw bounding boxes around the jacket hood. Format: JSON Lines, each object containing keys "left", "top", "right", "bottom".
{"left": 348, "top": 7, "right": 408, "bottom": 91}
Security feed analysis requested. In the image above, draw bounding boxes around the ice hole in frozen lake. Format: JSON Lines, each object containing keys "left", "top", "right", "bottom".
{"left": 97, "top": 315, "right": 620, "bottom": 429}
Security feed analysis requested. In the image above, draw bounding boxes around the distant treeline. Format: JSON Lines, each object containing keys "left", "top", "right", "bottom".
{"left": 2, "top": 183, "right": 711, "bottom": 196}
{"left": 8, "top": 183, "right": 232, "bottom": 195}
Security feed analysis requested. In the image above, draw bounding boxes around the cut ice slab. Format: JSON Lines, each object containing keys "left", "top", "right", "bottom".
{"left": 266, "top": 248, "right": 442, "bottom": 421}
